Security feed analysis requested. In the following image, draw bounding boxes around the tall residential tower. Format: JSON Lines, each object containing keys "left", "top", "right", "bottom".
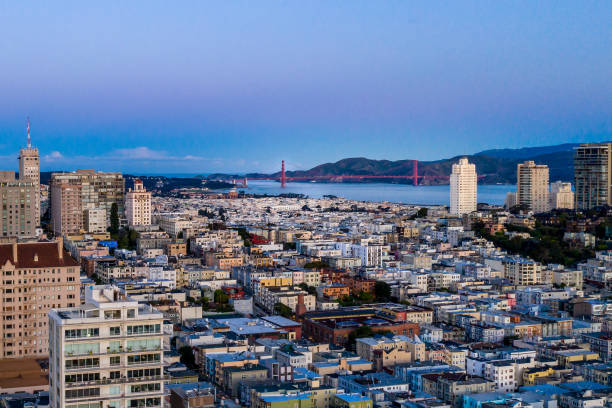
{"left": 450, "top": 157, "right": 477, "bottom": 215}
{"left": 516, "top": 161, "right": 549, "bottom": 213}
{"left": 574, "top": 142, "right": 612, "bottom": 210}
{"left": 125, "top": 179, "right": 151, "bottom": 227}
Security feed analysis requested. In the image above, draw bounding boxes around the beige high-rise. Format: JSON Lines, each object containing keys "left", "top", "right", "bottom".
{"left": 450, "top": 157, "right": 477, "bottom": 215}
{"left": 18, "top": 122, "right": 40, "bottom": 224}
{"left": 0, "top": 171, "right": 38, "bottom": 239}
{"left": 0, "top": 240, "right": 80, "bottom": 358}
{"left": 50, "top": 170, "right": 124, "bottom": 235}
{"left": 125, "top": 179, "right": 151, "bottom": 227}
{"left": 517, "top": 161, "right": 549, "bottom": 213}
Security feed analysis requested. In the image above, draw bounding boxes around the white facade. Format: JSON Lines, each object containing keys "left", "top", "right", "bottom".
{"left": 450, "top": 157, "right": 477, "bottom": 215}
{"left": 550, "top": 181, "right": 574, "bottom": 210}
{"left": 49, "top": 285, "right": 165, "bottom": 408}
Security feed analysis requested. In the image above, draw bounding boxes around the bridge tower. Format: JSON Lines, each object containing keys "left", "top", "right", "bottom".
{"left": 412, "top": 160, "right": 418, "bottom": 186}
{"left": 281, "top": 160, "right": 286, "bottom": 188}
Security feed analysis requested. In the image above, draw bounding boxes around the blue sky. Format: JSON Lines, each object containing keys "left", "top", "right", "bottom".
{"left": 1, "top": 1, "right": 611, "bottom": 173}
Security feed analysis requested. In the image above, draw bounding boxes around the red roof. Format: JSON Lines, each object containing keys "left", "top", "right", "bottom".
{"left": 0, "top": 242, "right": 79, "bottom": 268}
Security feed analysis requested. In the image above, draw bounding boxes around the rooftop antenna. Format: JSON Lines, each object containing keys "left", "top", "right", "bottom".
{"left": 26, "top": 117, "right": 31, "bottom": 148}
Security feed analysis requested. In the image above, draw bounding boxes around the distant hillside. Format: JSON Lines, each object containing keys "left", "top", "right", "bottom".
{"left": 256, "top": 143, "right": 580, "bottom": 185}
{"left": 475, "top": 143, "right": 579, "bottom": 159}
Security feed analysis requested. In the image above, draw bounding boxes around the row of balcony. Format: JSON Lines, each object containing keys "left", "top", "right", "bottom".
{"left": 65, "top": 346, "right": 162, "bottom": 357}
{"left": 65, "top": 375, "right": 170, "bottom": 388}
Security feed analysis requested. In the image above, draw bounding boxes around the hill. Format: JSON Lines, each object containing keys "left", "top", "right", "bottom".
{"left": 257, "top": 143, "right": 579, "bottom": 185}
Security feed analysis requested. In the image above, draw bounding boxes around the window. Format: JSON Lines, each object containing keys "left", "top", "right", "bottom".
{"left": 127, "top": 324, "right": 160, "bottom": 335}
{"left": 65, "top": 328, "right": 99, "bottom": 339}
{"left": 110, "top": 326, "right": 121, "bottom": 336}
{"left": 130, "top": 383, "right": 161, "bottom": 393}
{"left": 128, "top": 353, "right": 160, "bottom": 365}
{"left": 65, "top": 388, "right": 100, "bottom": 399}
{"left": 110, "top": 356, "right": 121, "bottom": 366}
{"left": 65, "top": 358, "right": 99, "bottom": 370}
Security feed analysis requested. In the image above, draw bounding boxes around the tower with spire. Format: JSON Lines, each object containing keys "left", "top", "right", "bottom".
{"left": 19, "top": 117, "right": 41, "bottom": 224}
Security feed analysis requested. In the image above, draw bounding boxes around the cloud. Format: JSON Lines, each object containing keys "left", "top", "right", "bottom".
{"left": 112, "top": 147, "right": 168, "bottom": 160}
{"left": 43, "top": 151, "right": 64, "bottom": 161}
{"left": 36, "top": 147, "right": 241, "bottom": 173}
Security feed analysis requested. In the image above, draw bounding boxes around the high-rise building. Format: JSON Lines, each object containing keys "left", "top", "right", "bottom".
{"left": 18, "top": 119, "right": 40, "bottom": 224}
{"left": 125, "top": 179, "right": 151, "bottom": 227}
{"left": 0, "top": 171, "right": 38, "bottom": 239}
{"left": 450, "top": 157, "right": 477, "bottom": 215}
{"left": 574, "top": 143, "right": 612, "bottom": 210}
{"left": 0, "top": 240, "right": 80, "bottom": 358}
{"left": 516, "top": 161, "right": 549, "bottom": 213}
{"left": 549, "top": 181, "right": 574, "bottom": 210}
{"left": 49, "top": 285, "right": 165, "bottom": 408}
{"left": 50, "top": 170, "right": 124, "bottom": 235}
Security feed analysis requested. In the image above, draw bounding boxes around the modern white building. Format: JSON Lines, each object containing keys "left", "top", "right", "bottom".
{"left": 450, "top": 157, "right": 477, "bottom": 215}
{"left": 125, "top": 179, "right": 152, "bottom": 227}
{"left": 49, "top": 285, "right": 165, "bottom": 408}
{"left": 550, "top": 181, "right": 574, "bottom": 210}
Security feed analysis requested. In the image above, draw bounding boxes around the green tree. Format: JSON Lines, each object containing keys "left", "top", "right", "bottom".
{"left": 274, "top": 302, "right": 293, "bottom": 318}
{"left": 109, "top": 203, "right": 119, "bottom": 234}
{"left": 178, "top": 346, "right": 196, "bottom": 369}
{"left": 374, "top": 281, "right": 392, "bottom": 301}
{"left": 213, "top": 289, "right": 229, "bottom": 304}
{"left": 358, "top": 291, "right": 374, "bottom": 302}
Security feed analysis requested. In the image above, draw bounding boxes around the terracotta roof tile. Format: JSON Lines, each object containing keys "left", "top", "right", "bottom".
{"left": 0, "top": 242, "right": 79, "bottom": 268}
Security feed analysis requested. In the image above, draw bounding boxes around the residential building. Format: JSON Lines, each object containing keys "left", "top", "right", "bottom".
{"left": 450, "top": 157, "right": 477, "bottom": 215}
{"left": 0, "top": 240, "right": 80, "bottom": 358}
{"left": 48, "top": 285, "right": 165, "bottom": 408}
{"left": 50, "top": 170, "right": 125, "bottom": 235}
{"left": 504, "top": 259, "right": 541, "bottom": 286}
{"left": 517, "top": 161, "right": 549, "bottom": 213}
{"left": 574, "top": 142, "right": 612, "bottom": 209}
{"left": 0, "top": 171, "right": 38, "bottom": 239}
{"left": 549, "top": 181, "right": 574, "bottom": 210}
{"left": 126, "top": 179, "right": 151, "bottom": 227}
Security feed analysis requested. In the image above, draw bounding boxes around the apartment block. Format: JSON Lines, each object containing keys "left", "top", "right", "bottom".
{"left": 49, "top": 285, "right": 165, "bottom": 408}
{"left": 574, "top": 143, "right": 612, "bottom": 209}
{"left": 517, "top": 161, "right": 549, "bottom": 213}
{"left": 0, "top": 171, "right": 38, "bottom": 239}
{"left": 450, "top": 157, "right": 477, "bottom": 215}
{"left": 0, "top": 240, "right": 80, "bottom": 358}
{"left": 50, "top": 170, "right": 124, "bottom": 235}
{"left": 126, "top": 179, "right": 151, "bottom": 227}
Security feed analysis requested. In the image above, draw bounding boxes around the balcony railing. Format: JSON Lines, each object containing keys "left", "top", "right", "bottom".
{"left": 65, "top": 390, "right": 164, "bottom": 402}
{"left": 65, "top": 375, "right": 170, "bottom": 388}
{"left": 65, "top": 347, "right": 162, "bottom": 358}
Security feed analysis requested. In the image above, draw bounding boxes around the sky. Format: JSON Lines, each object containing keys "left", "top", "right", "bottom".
{"left": 0, "top": 1, "right": 611, "bottom": 174}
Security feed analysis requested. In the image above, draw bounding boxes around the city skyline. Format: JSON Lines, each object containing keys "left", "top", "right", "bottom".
{"left": 1, "top": 1, "right": 612, "bottom": 173}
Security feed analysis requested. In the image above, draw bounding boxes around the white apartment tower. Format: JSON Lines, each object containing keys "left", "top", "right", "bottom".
{"left": 49, "top": 285, "right": 165, "bottom": 408}
{"left": 450, "top": 157, "right": 477, "bottom": 215}
{"left": 517, "top": 161, "right": 549, "bottom": 213}
{"left": 18, "top": 119, "right": 41, "bottom": 224}
{"left": 549, "top": 181, "right": 574, "bottom": 210}
{"left": 125, "top": 179, "right": 151, "bottom": 227}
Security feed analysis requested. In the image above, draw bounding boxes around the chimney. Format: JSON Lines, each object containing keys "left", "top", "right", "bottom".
{"left": 57, "top": 237, "right": 64, "bottom": 260}
{"left": 12, "top": 243, "right": 18, "bottom": 265}
{"left": 295, "top": 293, "right": 306, "bottom": 318}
